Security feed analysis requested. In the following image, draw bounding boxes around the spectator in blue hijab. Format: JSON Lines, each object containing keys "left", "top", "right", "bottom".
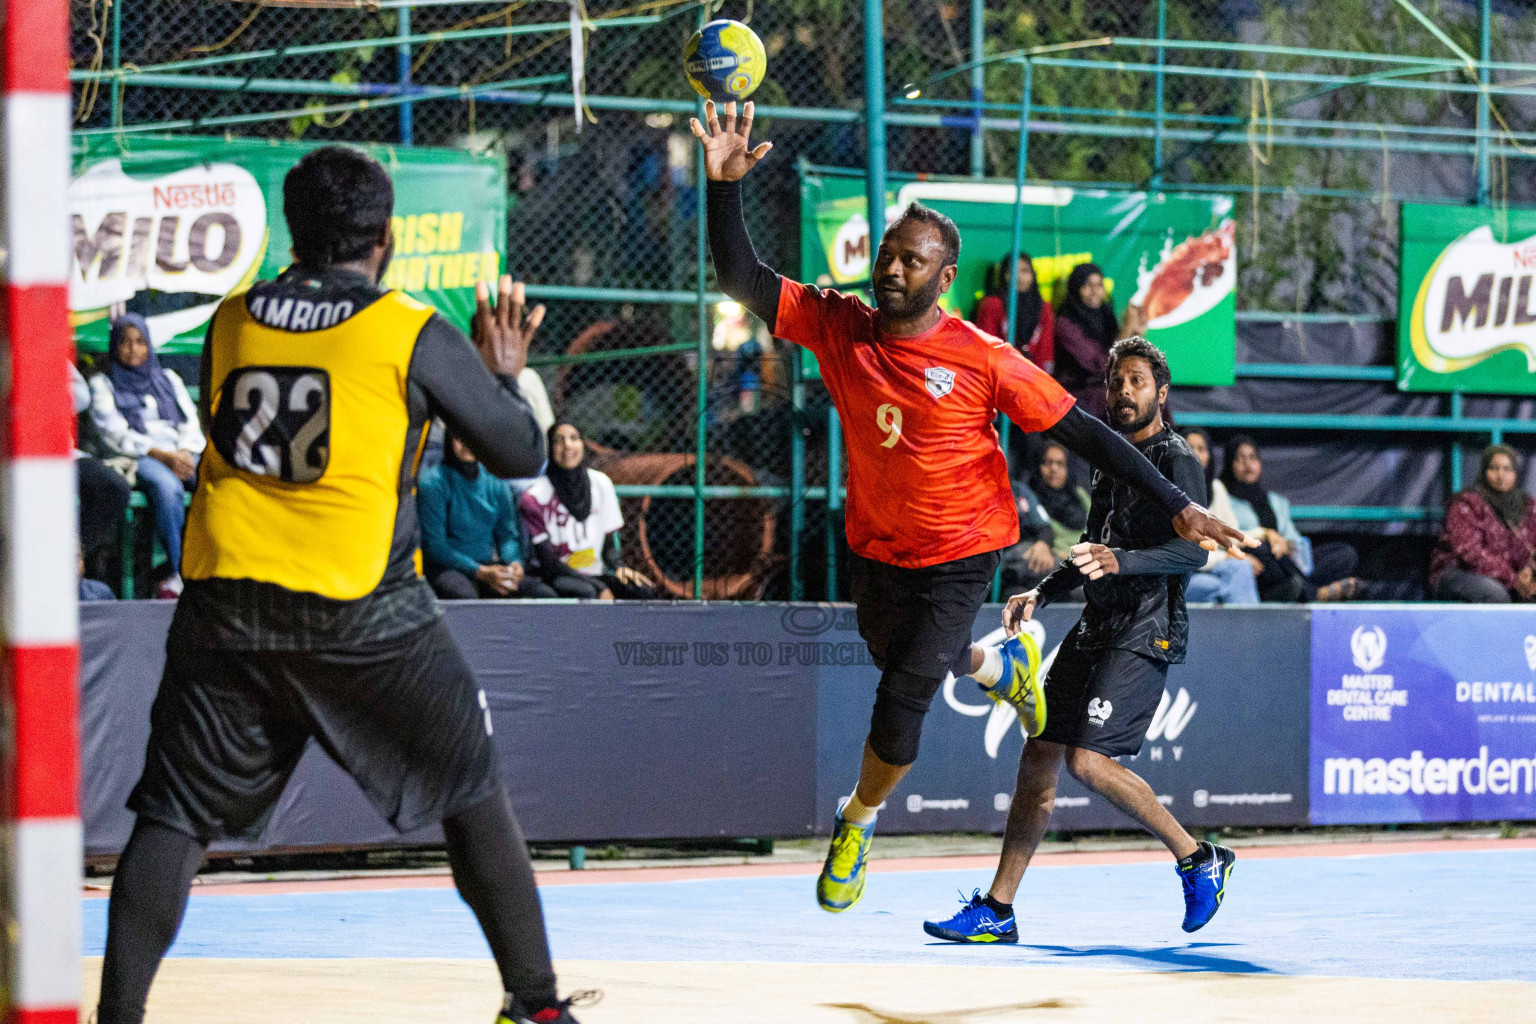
{"left": 88, "top": 314, "right": 204, "bottom": 598}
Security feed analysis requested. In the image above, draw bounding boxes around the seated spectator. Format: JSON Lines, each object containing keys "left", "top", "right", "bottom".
{"left": 519, "top": 420, "right": 656, "bottom": 600}
{"left": 72, "top": 361, "right": 130, "bottom": 589}
{"left": 79, "top": 546, "right": 114, "bottom": 602}
{"left": 1220, "top": 435, "right": 1359, "bottom": 602}
{"left": 999, "top": 479, "right": 1059, "bottom": 598}
{"left": 518, "top": 365, "right": 555, "bottom": 433}
{"left": 1181, "top": 427, "right": 1260, "bottom": 605}
{"left": 88, "top": 314, "right": 203, "bottom": 598}
{"left": 418, "top": 428, "right": 557, "bottom": 600}
{"left": 1052, "top": 262, "right": 1146, "bottom": 420}
{"left": 1429, "top": 445, "right": 1536, "bottom": 603}
{"left": 972, "top": 253, "right": 1054, "bottom": 369}
{"left": 1029, "top": 441, "right": 1090, "bottom": 559}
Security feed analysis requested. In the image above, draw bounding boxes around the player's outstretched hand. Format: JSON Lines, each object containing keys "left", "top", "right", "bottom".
{"left": 1070, "top": 542, "right": 1119, "bottom": 580}
{"left": 1003, "top": 590, "right": 1040, "bottom": 634}
{"left": 473, "top": 275, "right": 545, "bottom": 378}
{"left": 689, "top": 100, "right": 773, "bottom": 182}
{"left": 1173, "top": 502, "right": 1252, "bottom": 560}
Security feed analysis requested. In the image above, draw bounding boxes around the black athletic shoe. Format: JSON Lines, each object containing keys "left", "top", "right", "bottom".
{"left": 496, "top": 990, "right": 601, "bottom": 1024}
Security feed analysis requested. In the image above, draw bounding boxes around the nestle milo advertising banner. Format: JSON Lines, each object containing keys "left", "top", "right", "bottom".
{"left": 70, "top": 136, "right": 506, "bottom": 355}
{"left": 1398, "top": 203, "right": 1536, "bottom": 394}
{"left": 799, "top": 172, "right": 1237, "bottom": 385}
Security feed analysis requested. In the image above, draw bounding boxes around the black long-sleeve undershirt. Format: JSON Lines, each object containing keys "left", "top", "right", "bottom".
{"left": 1043, "top": 406, "right": 1190, "bottom": 520}
{"left": 1036, "top": 430, "right": 1206, "bottom": 606}
{"left": 707, "top": 179, "right": 782, "bottom": 330}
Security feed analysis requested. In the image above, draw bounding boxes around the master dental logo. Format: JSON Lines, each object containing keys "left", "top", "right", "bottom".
{"left": 1455, "top": 634, "right": 1536, "bottom": 704}
{"left": 1329, "top": 625, "right": 1406, "bottom": 722}
{"left": 1324, "top": 746, "right": 1536, "bottom": 797}
{"left": 1352, "top": 625, "right": 1387, "bottom": 672}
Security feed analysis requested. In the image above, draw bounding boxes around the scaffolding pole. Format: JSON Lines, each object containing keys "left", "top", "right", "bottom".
{"left": 397, "top": 5, "right": 414, "bottom": 145}
{"left": 864, "top": 0, "right": 887, "bottom": 266}
{"left": 994, "top": 58, "right": 1033, "bottom": 604}
{"left": 970, "top": 0, "right": 985, "bottom": 176}
{"left": 1153, "top": 0, "right": 1166, "bottom": 190}
{"left": 1476, "top": 0, "right": 1492, "bottom": 205}
{"left": 693, "top": 3, "right": 708, "bottom": 600}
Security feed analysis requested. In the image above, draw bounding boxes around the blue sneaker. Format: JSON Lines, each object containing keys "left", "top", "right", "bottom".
{"left": 816, "top": 808, "right": 875, "bottom": 912}
{"left": 922, "top": 889, "right": 1018, "bottom": 944}
{"left": 982, "top": 631, "right": 1046, "bottom": 737}
{"left": 1178, "top": 842, "right": 1236, "bottom": 932}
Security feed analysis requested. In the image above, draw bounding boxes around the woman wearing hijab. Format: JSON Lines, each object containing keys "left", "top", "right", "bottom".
{"left": 972, "top": 253, "right": 1055, "bottom": 370}
{"left": 518, "top": 420, "right": 656, "bottom": 600}
{"left": 418, "top": 427, "right": 556, "bottom": 600}
{"left": 1181, "top": 428, "right": 1260, "bottom": 605}
{"left": 1429, "top": 445, "right": 1536, "bottom": 602}
{"left": 1220, "top": 436, "right": 1359, "bottom": 602}
{"left": 88, "top": 314, "right": 204, "bottom": 597}
{"left": 1051, "top": 264, "right": 1117, "bottom": 419}
{"left": 1028, "top": 441, "right": 1090, "bottom": 559}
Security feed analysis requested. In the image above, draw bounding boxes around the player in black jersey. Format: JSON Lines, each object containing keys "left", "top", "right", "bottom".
{"left": 924, "top": 338, "right": 1236, "bottom": 944}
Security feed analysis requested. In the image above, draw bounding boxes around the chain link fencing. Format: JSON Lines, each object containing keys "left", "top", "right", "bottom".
{"left": 71, "top": 0, "right": 1536, "bottom": 599}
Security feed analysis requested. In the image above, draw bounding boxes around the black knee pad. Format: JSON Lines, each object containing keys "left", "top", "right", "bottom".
{"left": 868, "top": 669, "right": 943, "bottom": 767}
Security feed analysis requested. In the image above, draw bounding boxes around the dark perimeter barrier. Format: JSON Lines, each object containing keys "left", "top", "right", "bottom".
{"left": 816, "top": 605, "right": 1311, "bottom": 836}
{"left": 88, "top": 601, "right": 1536, "bottom": 857}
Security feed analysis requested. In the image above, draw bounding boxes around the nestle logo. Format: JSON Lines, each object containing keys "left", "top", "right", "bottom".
{"left": 153, "top": 182, "right": 238, "bottom": 210}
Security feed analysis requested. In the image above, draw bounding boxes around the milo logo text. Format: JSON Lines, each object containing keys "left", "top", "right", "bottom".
{"left": 1410, "top": 227, "right": 1536, "bottom": 374}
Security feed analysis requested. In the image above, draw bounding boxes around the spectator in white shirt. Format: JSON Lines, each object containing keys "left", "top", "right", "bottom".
{"left": 88, "top": 314, "right": 204, "bottom": 596}
{"left": 518, "top": 419, "right": 655, "bottom": 600}
{"left": 71, "top": 361, "right": 131, "bottom": 589}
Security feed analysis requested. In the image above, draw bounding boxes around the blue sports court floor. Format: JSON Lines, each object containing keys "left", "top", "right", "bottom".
{"left": 80, "top": 839, "right": 1536, "bottom": 1023}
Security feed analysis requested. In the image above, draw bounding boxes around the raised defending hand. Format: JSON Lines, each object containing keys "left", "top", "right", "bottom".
{"left": 1173, "top": 502, "right": 1252, "bottom": 560}
{"left": 472, "top": 275, "right": 545, "bottom": 378}
{"left": 1003, "top": 590, "right": 1040, "bottom": 634}
{"left": 688, "top": 100, "right": 773, "bottom": 182}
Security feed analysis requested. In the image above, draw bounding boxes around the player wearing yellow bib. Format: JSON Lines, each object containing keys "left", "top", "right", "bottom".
{"left": 97, "top": 147, "right": 590, "bottom": 1024}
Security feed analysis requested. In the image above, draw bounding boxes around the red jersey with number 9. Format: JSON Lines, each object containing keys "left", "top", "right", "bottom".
{"left": 777, "top": 280, "right": 1076, "bottom": 568}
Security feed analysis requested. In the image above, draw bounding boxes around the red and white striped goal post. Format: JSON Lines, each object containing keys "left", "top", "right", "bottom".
{"left": 3, "top": 0, "right": 81, "bottom": 1021}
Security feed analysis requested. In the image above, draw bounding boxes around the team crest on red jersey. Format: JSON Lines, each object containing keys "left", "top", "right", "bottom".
{"left": 925, "top": 366, "right": 956, "bottom": 399}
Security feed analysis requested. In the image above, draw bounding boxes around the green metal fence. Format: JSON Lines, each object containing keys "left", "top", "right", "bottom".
{"left": 71, "top": 1, "right": 1536, "bottom": 600}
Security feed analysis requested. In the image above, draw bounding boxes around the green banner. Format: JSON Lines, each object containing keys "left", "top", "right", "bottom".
{"left": 1398, "top": 203, "right": 1536, "bottom": 394}
{"left": 799, "top": 172, "right": 1237, "bottom": 386}
{"left": 70, "top": 135, "right": 506, "bottom": 355}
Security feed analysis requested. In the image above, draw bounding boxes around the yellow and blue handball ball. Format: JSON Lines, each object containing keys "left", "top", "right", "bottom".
{"left": 684, "top": 19, "right": 767, "bottom": 103}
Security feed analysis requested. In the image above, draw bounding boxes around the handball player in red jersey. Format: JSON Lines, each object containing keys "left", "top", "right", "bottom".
{"left": 692, "top": 101, "right": 1247, "bottom": 912}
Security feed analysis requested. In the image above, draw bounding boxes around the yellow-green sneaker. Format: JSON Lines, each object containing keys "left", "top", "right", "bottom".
{"left": 982, "top": 631, "right": 1046, "bottom": 737}
{"left": 816, "top": 808, "right": 875, "bottom": 912}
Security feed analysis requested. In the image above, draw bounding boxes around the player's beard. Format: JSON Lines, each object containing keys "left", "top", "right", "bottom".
{"left": 1112, "top": 397, "right": 1159, "bottom": 436}
{"left": 875, "top": 272, "right": 945, "bottom": 321}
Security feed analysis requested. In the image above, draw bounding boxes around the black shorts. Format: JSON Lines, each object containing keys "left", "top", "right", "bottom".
{"left": 849, "top": 548, "right": 1001, "bottom": 681}
{"left": 129, "top": 619, "right": 501, "bottom": 843}
{"left": 1036, "top": 641, "right": 1169, "bottom": 758}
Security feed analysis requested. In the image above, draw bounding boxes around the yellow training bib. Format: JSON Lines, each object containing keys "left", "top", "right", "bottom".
{"left": 183, "top": 289, "right": 433, "bottom": 600}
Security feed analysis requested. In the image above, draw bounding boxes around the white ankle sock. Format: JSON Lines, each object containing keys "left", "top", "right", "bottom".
{"left": 971, "top": 644, "right": 1004, "bottom": 688}
{"left": 842, "top": 792, "right": 878, "bottom": 825}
